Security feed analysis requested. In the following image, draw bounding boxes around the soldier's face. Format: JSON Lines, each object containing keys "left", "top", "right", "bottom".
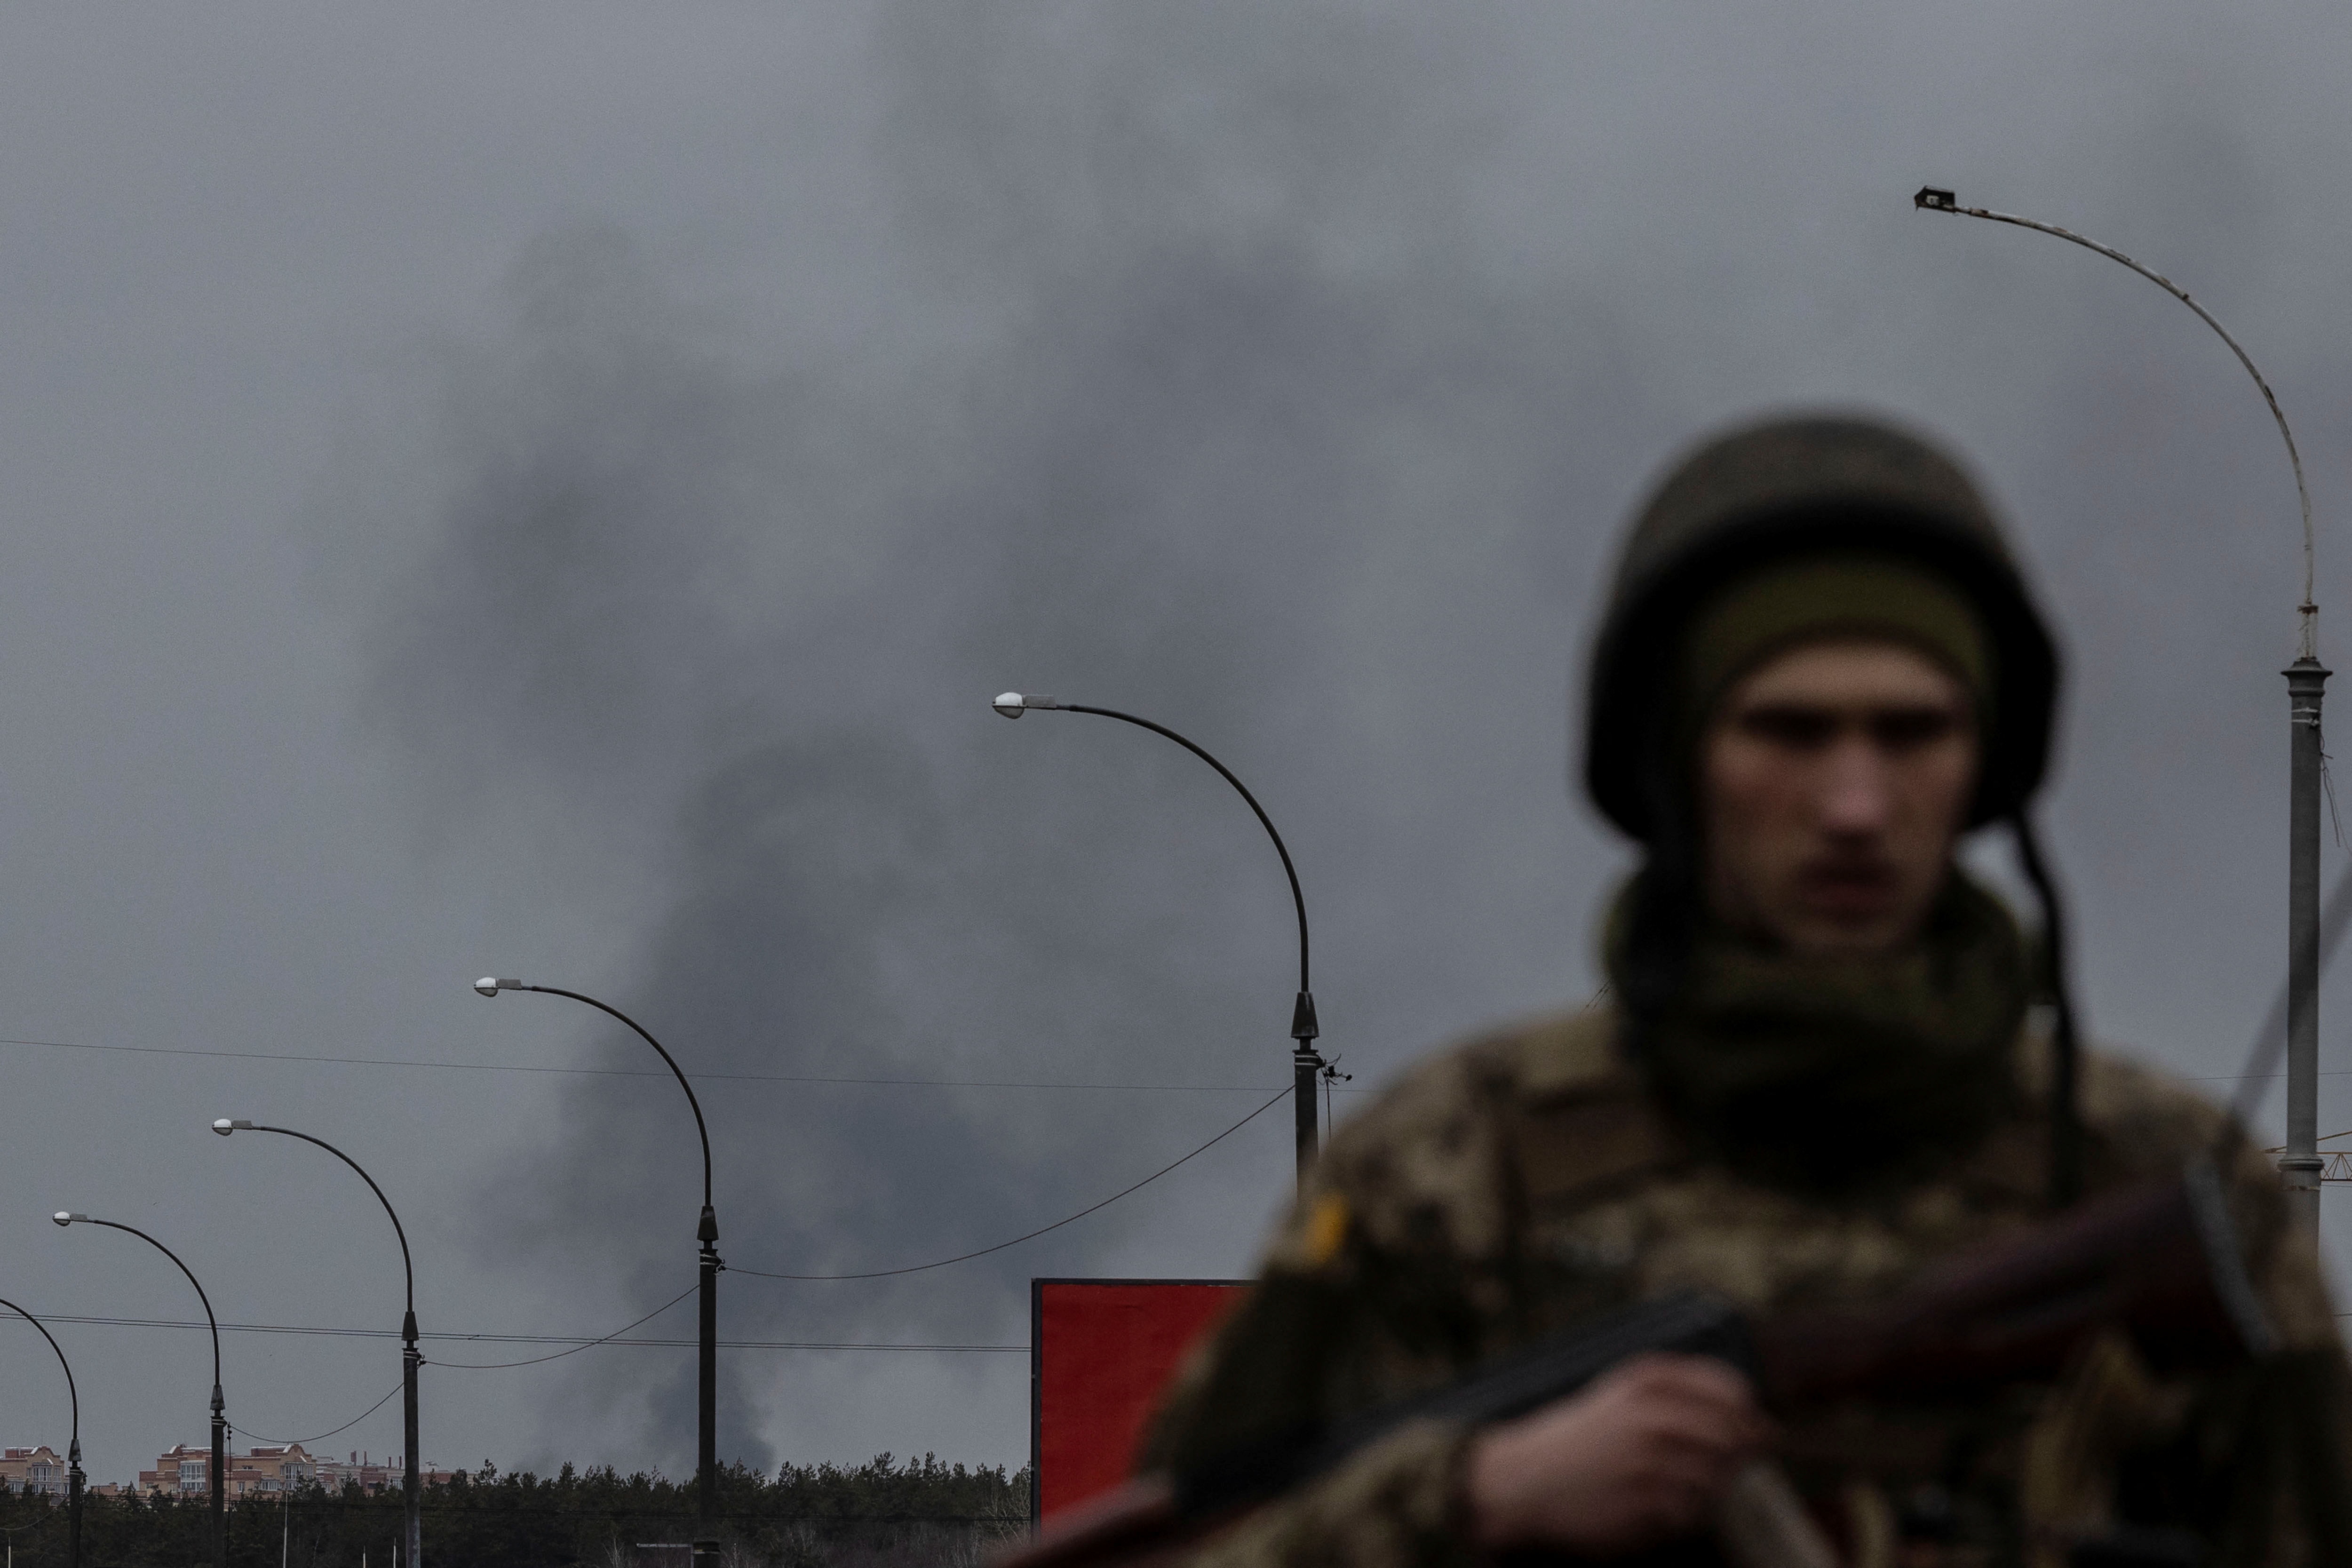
{"left": 1698, "top": 637, "right": 1978, "bottom": 958}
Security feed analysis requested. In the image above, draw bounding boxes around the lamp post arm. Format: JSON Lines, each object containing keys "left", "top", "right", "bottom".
{"left": 246, "top": 1127, "right": 414, "bottom": 1318}
{"left": 524, "top": 987, "right": 714, "bottom": 1212}
{"left": 0, "top": 1297, "right": 78, "bottom": 1454}
{"left": 1916, "top": 191, "right": 2317, "bottom": 651}
{"left": 1060, "top": 705, "right": 1312, "bottom": 995}
{"left": 86, "top": 1219, "right": 220, "bottom": 1391}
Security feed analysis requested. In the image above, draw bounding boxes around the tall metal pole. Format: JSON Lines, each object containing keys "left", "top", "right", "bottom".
{"left": 2284, "top": 660, "right": 2331, "bottom": 1236}
{"left": 993, "top": 692, "right": 1326, "bottom": 1185}
{"left": 471, "top": 980, "right": 721, "bottom": 1560}
{"left": 699, "top": 1220, "right": 719, "bottom": 1532}
{"left": 214, "top": 1120, "right": 424, "bottom": 1568}
{"left": 54, "top": 1213, "right": 224, "bottom": 1568}
{"left": 1914, "top": 187, "right": 2325, "bottom": 1246}
{"left": 214, "top": 1386, "right": 227, "bottom": 1568}
{"left": 0, "top": 1297, "right": 82, "bottom": 1568}
{"left": 1293, "top": 1045, "right": 1321, "bottom": 1177}
{"left": 405, "top": 1337, "right": 421, "bottom": 1568}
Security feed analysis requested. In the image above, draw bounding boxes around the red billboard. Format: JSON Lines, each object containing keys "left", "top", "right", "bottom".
{"left": 1030, "top": 1278, "right": 1251, "bottom": 1523}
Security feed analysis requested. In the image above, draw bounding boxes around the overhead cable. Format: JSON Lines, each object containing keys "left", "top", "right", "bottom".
{"left": 230, "top": 1383, "right": 403, "bottom": 1448}
{"left": 419, "top": 1285, "right": 698, "bottom": 1370}
{"left": 24, "top": 1302, "right": 1021, "bottom": 1355}
{"left": 731, "top": 1088, "right": 1289, "bottom": 1281}
{"left": 21, "top": 1091, "right": 1287, "bottom": 1358}
{"left": 0, "top": 1034, "right": 1316, "bottom": 1094}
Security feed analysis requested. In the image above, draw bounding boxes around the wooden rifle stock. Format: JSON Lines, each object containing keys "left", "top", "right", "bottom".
{"left": 999, "top": 1162, "right": 2274, "bottom": 1568}
{"left": 1755, "top": 1159, "right": 2273, "bottom": 1403}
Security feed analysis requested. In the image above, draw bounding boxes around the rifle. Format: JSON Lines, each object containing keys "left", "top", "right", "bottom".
{"left": 1003, "top": 1162, "right": 2276, "bottom": 1568}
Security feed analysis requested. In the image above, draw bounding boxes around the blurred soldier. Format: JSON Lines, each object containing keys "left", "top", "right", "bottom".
{"left": 1140, "top": 417, "right": 2352, "bottom": 1566}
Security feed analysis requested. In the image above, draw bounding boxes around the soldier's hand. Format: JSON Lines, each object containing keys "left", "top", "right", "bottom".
{"left": 1464, "top": 1352, "right": 1773, "bottom": 1556}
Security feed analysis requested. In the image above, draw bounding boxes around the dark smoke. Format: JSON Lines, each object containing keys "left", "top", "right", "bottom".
{"left": 343, "top": 4, "right": 2352, "bottom": 1472}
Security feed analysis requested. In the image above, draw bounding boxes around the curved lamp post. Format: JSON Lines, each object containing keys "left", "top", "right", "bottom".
{"left": 215, "top": 1119, "right": 421, "bottom": 1568}
{"left": 0, "top": 1297, "right": 82, "bottom": 1568}
{"left": 1915, "top": 187, "right": 2327, "bottom": 1239}
{"left": 53, "top": 1213, "right": 224, "bottom": 1568}
{"left": 471, "top": 979, "right": 720, "bottom": 1563}
{"left": 992, "top": 692, "right": 1328, "bottom": 1184}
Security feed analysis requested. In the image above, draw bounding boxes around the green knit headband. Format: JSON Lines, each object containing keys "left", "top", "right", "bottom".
{"left": 1682, "top": 553, "right": 1994, "bottom": 733}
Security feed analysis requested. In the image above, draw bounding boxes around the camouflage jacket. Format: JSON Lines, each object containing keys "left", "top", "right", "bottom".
{"left": 1139, "top": 1004, "right": 2351, "bottom": 1568}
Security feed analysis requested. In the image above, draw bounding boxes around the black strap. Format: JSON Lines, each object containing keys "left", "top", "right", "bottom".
{"left": 2012, "top": 812, "right": 2082, "bottom": 1208}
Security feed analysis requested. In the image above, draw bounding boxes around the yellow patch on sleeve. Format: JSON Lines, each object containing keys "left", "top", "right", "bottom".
{"left": 1302, "top": 1192, "right": 1350, "bottom": 1267}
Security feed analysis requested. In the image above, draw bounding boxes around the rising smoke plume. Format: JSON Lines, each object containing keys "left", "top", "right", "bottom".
{"left": 345, "top": 4, "right": 2352, "bottom": 1471}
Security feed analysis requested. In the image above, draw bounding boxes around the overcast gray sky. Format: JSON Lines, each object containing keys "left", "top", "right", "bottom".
{"left": 0, "top": 2, "right": 2349, "bottom": 1488}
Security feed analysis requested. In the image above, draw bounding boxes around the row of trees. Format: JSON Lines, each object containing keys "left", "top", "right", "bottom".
{"left": 0, "top": 1454, "right": 1031, "bottom": 1568}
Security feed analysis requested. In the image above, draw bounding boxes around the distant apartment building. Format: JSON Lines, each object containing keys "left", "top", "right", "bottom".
{"left": 138, "top": 1442, "right": 316, "bottom": 1499}
{"left": 310, "top": 1450, "right": 392, "bottom": 1495}
{"left": 310, "top": 1451, "right": 454, "bottom": 1493}
{"left": 135, "top": 1445, "right": 451, "bottom": 1499}
{"left": 242, "top": 1444, "right": 319, "bottom": 1495}
{"left": 0, "top": 1446, "right": 66, "bottom": 1496}
{"left": 140, "top": 1444, "right": 222, "bottom": 1498}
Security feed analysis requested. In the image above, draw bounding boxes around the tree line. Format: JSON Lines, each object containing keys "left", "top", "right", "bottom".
{"left": 0, "top": 1453, "right": 1031, "bottom": 1568}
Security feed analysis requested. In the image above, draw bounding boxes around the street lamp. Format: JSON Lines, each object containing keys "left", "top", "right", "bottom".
{"left": 992, "top": 692, "right": 1329, "bottom": 1185}
{"left": 1915, "top": 187, "right": 2325, "bottom": 1232}
{"left": 0, "top": 1297, "right": 82, "bottom": 1568}
{"left": 214, "top": 1119, "right": 421, "bottom": 1568}
{"left": 52, "top": 1212, "right": 224, "bottom": 1568}
{"left": 470, "top": 979, "right": 721, "bottom": 1563}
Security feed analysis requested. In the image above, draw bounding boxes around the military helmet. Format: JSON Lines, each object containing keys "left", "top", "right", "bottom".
{"left": 1583, "top": 414, "right": 2060, "bottom": 841}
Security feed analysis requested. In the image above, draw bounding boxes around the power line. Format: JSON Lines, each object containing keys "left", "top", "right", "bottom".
{"left": 731, "top": 1088, "right": 1289, "bottom": 1281}
{"left": 26, "top": 1023, "right": 2341, "bottom": 1097}
{"left": 426, "top": 1285, "right": 701, "bottom": 1369}
{"left": 0, "top": 1034, "right": 1316, "bottom": 1095}
{"left": 21, "top": 1303, "right": 1023, "bottom": 1356}
{"left": 10, "top": 1056, "right": 1285, "bottom": 1380}
{"left": 32, "top": 1084, "right": 1291, "bottom": 1314}
{"left": 25, "top": 1311, "right": 672, "bottom": 1346}
{"left": 232, "top": 1383, "right": 404, "bottom": 1447}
